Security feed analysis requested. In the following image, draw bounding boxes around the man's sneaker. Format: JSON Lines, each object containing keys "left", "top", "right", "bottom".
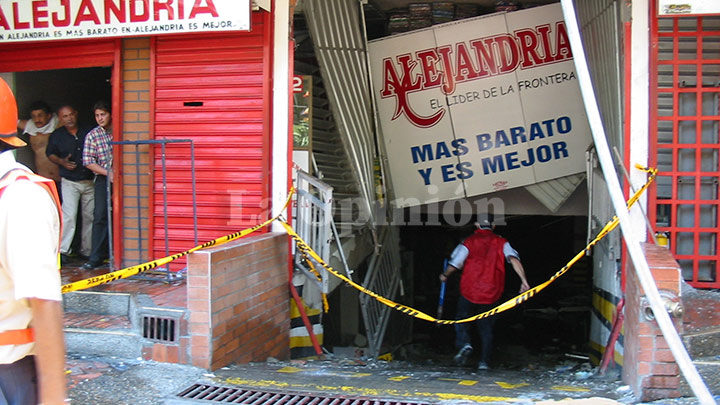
{"left": 60, "top": 254, "right": 71, "bottom": 265}
{"left": 81, "top": 261, "right": 101, "bottom": 270}
{"left": 477, "top": 361, "right": 489, "bottom": 371}
{"left": 454, "top": 344, "right": 473, "bottom": 366}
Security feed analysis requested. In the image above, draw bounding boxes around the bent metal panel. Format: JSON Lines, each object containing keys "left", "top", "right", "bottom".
{"left": 368, "top": 3, "right": 592, "bottom": 207}
{"left": 0, "top": 0, "right": 251, "bottom": 42}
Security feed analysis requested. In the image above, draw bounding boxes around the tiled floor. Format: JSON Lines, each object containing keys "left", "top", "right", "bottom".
{"left": 61, "top": 259, "right": 187, "bottom": 309}
{"left": 63, "top": 312, "right": 132, "bottom": 330}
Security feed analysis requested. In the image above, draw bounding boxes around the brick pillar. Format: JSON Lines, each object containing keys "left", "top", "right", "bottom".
{"left": 623, "top": 243, "right": 683, "bottom": 401}
{"left": 187, "top": 232, "right": 290, "bottom": 370}
{"left": 121, "top": 38, "right": 152, "bottom": 266}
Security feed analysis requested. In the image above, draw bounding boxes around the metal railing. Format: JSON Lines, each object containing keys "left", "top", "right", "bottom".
{"left": 114, "top": 139, "right": 197, "bottom": 282}
{"left": 295, "top": 170, "right": 333, "bottom": 292}
{"left": 359, "top": 225, "right": 403, "bottom": 358}
{"left": 294, "top": 170, "right": 355, "bottom": 293}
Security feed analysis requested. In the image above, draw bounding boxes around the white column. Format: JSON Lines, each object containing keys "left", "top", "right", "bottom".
{"left": 630, "top": 0, "right": 650, "bottom": 242}
{"left": 271, "top": 1, "right": 290, "bottom": 232}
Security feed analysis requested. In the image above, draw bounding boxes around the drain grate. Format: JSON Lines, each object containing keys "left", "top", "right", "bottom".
{"left": 142, "top": 315, "right": 176, "bottom": 343}
{"left": 176, "top": 384, "right": 430, "bottom": 404}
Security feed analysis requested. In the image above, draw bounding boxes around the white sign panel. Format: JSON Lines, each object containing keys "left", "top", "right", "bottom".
{"left": 0, "top": 0, "right": 250, "bottom": 43}
{"left": 658, "top": 0, "right": 720, "bottom": 15}
{"left": 368, "top": 4, "right": 592, "bottom": 207}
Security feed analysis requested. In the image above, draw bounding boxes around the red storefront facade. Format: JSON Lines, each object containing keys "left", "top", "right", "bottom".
{"left": 0, "top": 5, "right": 284, "bottom": 270}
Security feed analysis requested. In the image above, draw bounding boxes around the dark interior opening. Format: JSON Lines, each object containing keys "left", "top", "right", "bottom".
{"left": 15, "top": 67, "right": 112, "bottom": 127}
{"left": 390, "top": 214, "right": 592, "bottom": 367}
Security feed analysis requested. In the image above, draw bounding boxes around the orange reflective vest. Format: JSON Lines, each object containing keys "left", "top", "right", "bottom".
{"left": 0, "top": 168, "right": 62, "bottom": 346}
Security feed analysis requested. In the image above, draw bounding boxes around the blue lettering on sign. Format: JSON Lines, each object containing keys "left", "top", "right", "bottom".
{"left": 436, "top": 142, "right": 452, "bottom": 159}
{"left": 410, "top": 116, "right": 574, "bottom": 186}
{"left": 476, "top": 133, "right": 492, "bottom": 151}
{"left": 505, "top": 151, "right": 520, "bottom": 170}
{"left": 495, "top": 130, "right": 511, "bottom": 148}
{"left": 510, "top": 126, "right": 526, "bottom": 144}
{"left": 418, "top": 168, "right": 433, "bottom": 185}
{"left": 481, "top": 141, "right": 570, "bottom": 174}
{"left": 411, "top": 138, "right": 469, "bottom": 163}
{"left": 441, "top": 164, "right": 456, "bottom": 182}
{"left": 457, "top": 161, "right": 473, "bottom": 179}
{"left": 411, "top": 144, "right": 433, "bottom": 164}
{"left": 529, "top": 122, "right": 545, "bottom": 141}
{"left": 482, "top": 155, "right": 504, "bottom": 174}
{"left": 440, "top": 162, "right": 475, "bottom": 182}
{"left": 452, "top": 138, "right": 469, "bottom": 156}
{"left": 475, "top": 116, "right": 573, "bottom": 151}
{"left": 557, "top": 116, "right": 572, "bottom": 134}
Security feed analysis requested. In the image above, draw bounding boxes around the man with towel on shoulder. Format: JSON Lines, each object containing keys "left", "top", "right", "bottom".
{"left": 17, "top": 101, "right": 61, "bottom": 186}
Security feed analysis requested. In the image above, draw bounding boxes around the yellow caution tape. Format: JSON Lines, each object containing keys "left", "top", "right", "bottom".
{"left": 63, "top": 166, "right": 656, "bottom": 327}
{"left": 61, "top": 188, "right": 295, "bottom": 293}
{"left": 297, "top": 250, "right": 330, "bottom": 313}
{"left": 280, "top": 167, "right": 657, "bottom": 325}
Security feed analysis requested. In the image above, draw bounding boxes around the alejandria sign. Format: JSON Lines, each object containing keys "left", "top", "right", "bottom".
{"left": 368, "top": 4, "right": 592, "bottom": 207}
{"left": 0, "top": 0, "right": 250, "bottom": 42}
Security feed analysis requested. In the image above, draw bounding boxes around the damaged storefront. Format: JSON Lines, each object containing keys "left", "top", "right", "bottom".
{"left": 294, "top": 0, "right": 718, "bottom": 402}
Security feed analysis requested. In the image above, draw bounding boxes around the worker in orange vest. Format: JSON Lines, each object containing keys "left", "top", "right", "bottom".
{"left": 0, "top": 78, "right": 67, "bottom": 405}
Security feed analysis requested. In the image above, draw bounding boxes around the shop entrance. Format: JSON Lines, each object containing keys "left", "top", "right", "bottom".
{"left": 396, "top": 214, "right": 592, "bottom": 367}
{"left": 11, "top": 67, "right": 113, "bottom": 168}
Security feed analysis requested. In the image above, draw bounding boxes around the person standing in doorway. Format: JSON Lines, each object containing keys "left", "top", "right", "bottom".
{"left": 81, "top": 101, "right": 113, "bottom": 270}
{"left": 46, "top": 105, "right": 95, "bottom": 264}
{"left": 17, "top": 101, "right": 61, "bottom": 184}
{"left": 440, "top": 213, "right": 530, "bottom": 371}
{"left": 0, "top": 78, "right": 67, "bottom": 404}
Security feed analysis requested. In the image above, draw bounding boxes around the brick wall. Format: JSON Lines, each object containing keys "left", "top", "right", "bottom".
{"left": 623, "top": 243, "right": 683, "bottom": 401}
{"left": 186, "top": 232, "right": 290, "bottom": 370}
{"left": 120, "top": 38, "right": 152, "bottom": 267}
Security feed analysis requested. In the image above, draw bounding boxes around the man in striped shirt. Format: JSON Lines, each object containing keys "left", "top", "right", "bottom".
{"left": 81, "top": 101, "right": 113, "bottom": 270}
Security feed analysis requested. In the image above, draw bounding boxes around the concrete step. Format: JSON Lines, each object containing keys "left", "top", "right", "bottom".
{"left": 64, "top": 312, "right": 143, "bottom": 359}
{"left": 62, "top": 291, "right": 187, "bottom": 360}
{"left": 683, "top": 327, "right": 720, "bottom": 359}
{"left": 63, "top": 291, "right": 132, "bottom": 316}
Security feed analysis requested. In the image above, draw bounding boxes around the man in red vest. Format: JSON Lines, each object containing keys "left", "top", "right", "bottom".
{"left": 0, "top": 78, "right": 66, "bottom": 404}
{"left": 440, "top": 213, "right": 530, "bottom": 371}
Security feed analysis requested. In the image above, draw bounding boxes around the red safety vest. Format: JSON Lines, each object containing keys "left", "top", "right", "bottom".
{"left": 0, "top": 168, "right": 62, "bottom": 345}
{"left": 459, "top": 229, "right": 508, "bottom": 304}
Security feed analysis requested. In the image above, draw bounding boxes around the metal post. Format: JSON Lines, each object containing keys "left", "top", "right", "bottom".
{"left": 190, "top": 140, "right": 198, "bottom": 247}
{"left": 161, "top": 140, "right": 170, "bottom": 263}
{"left": 107, "top": 166, "right": 113, "bottom": 271}
{"left": 135, "top": 144, "right": 143, "bottom": 265}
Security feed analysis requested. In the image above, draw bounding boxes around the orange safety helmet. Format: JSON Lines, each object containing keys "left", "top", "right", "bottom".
{"left": 0, "top": 78, "right": 25, "bottom": 149}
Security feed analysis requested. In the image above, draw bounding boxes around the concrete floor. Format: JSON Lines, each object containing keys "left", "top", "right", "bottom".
{"left": 59, "top": 257, "right": 720, "bottom": 404}
{"left": 65, "top": 344, "right": 720, "bottom": 404}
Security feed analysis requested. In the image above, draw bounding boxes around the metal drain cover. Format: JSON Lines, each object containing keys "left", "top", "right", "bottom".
{"left": 176, "top": 383, "right": 430, "bottom": 404}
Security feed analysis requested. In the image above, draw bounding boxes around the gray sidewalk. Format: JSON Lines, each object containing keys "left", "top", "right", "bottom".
{"left": 65, "top": 351, "right": 720, "bottom": 404}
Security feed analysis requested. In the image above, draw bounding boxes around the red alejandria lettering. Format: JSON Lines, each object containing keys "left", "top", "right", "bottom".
{"left": 379, "top": 22, "right": 572, "bottom": 128}
{"left": 0, "top": 0, "right": 220, "bottom": 30}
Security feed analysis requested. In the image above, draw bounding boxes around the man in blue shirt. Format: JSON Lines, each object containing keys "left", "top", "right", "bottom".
{"left": 46, "top": 105, "right": 95, "bottom": 263}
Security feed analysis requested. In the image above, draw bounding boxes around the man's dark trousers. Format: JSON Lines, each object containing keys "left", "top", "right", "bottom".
{"left": 0, "top": 356, "right": 37, "bottom": 404}
{"left": 88, "top": 174, "right": 109, "bottom": 266}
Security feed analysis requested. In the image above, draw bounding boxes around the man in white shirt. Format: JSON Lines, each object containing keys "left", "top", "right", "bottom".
{"left": 17, "top": 101, "right": 61, "bottom": 183}
{"left": 0, "top": 79, "right": 66, "bottom": 405}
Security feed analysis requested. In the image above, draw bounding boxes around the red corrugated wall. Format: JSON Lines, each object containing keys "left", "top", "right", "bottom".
{"left": 152, "top": 12, "right": 272, "bottom": 268}
{"left": 0, "top": 40, "right": 117, "bottom": 72}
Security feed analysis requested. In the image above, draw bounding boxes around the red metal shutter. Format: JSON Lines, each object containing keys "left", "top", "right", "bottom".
{"left": 153, "top": 12, "right": 271, "bottom": 267}
{"left": 0, "top": 40, "right": 116, "bottom": 72}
